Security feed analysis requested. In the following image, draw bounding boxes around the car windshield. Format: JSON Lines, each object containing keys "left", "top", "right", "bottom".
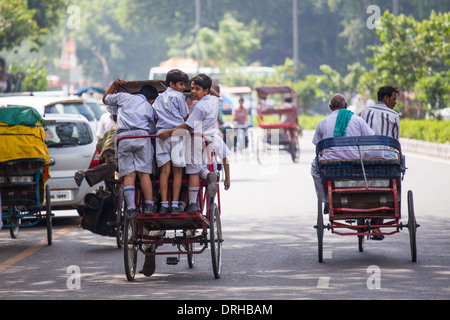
{"left": 85, "top": 101, "right": 105, "bottom": 120}
{"left": 45, "top": 102, "right": 95, "bottom": 121}
{"left": 44, "top": 121, "right": 93, "bottom": 147}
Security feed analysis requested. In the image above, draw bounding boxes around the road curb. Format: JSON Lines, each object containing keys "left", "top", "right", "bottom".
{"left": 400, "top": 137, "right": 450, "bottom": 161}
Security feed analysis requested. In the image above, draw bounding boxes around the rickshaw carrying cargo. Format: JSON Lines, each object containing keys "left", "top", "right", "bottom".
{"left": 0, "top": 106, "right": 52, "bottom": 244}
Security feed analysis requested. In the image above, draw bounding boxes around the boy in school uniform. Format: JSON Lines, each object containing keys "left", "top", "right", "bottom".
{"left": 103, "top": 79, "right": 159, "bottom": 218}
{"left": 153, "top": 69, "right": 190, "bottom": 215}
{"left": 158, "top": 73, "right": 222, "bottom": 213}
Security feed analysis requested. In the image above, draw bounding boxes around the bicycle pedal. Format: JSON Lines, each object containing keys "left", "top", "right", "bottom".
{"left": 166, "top": 257, "right": 179, "bottom": 265}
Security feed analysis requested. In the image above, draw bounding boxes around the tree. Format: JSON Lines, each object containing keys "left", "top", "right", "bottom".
{"left": 184, "top": 13, "right": 261, "bottom": 68}
{"left": 0, "top": 0, "right": 65, "bottom": 51}
{"left": 361, "top": 10, "right": 449, "bottom": 117}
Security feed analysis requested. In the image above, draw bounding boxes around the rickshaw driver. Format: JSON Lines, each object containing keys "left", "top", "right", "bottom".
{"left": 311, "top": 93, "right": 374, "bottom": 212}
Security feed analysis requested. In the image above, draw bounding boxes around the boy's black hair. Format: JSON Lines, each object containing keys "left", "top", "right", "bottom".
{"left": 166, "top": 69, "right": 189, "bottom": 87}
{"left": 377, "top": 86, "right": 399, "bottom": 102}
{"left": 140, "top": 85, "right": 159, "bottom": 101}
{"left": 191, "top": 73, "right": 212, "bottom": 92}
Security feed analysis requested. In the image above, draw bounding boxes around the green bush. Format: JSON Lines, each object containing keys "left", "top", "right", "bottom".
{"left": 298, "top": 115, "right": 325, "bottom": 130}
{"left": 298, "top": 115, "right": 450, "bottom": 144}
{"left": 400, "top": 119, "right": 450, "bottom": 144}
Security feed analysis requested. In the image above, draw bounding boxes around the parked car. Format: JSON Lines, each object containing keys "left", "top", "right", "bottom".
{"left": 0, "top": 95, "right": 99, "bottom": 133}
{"left": 43, "top": 113, "right": 102, "bottom": 215}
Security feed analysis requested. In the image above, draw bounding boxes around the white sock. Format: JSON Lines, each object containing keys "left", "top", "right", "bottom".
{"left": 188, "top": 187, "right": 199, "bottom": 204}
{"left": 172, "top": 201, "right": 179, "bottom": 208}
{"left": 124, "top": 186, "right": 135, "bottom": 209}
{"left": 160, "top": 201, "right": 169, "bottom": 208}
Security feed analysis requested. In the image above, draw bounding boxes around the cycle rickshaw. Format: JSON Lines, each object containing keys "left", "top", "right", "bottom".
{"left": 314, "top": 136, "right": 419, "bottom": 262}
{"left": 256, "top": 85, "right": 302, "bottom": 163}
{"left": 0, "top": 107, "right": 52, "bottom": 244}
{"left": 111, "top": 80, "right": 223, "bottom": 280}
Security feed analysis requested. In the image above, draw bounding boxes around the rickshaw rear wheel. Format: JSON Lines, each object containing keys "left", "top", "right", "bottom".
{"left": 45, "top": 184, "right": 52, "bottom": 245}
{"left": 290, "top": 136, "right": 300, "bottom": 163}
{"left": 407, "top": 190, "right": 417, "bottom": 262}
{"left": 316, "top": 198, "right": 324, "bottom": 262}
{"left": 124, "top": 215, "right": 138, "bottom": 281}
{"left": 187, "top": 243, "right": 195, "bottom": 268}
{"left": 115, "top": 184, "right": 125, "bottom": 249}
{"left": 8, "top": 214, "right": 20, "bottom": 239}
{"left": 209, "top": 203, "right": 222, "bottom": 279}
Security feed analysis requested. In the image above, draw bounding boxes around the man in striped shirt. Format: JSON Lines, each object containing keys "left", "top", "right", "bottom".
{"left": 359, "top": 86, "right": 400, "bottom": 240}
{"left": 359, "top": 86, "right": 400, "bottom": 140}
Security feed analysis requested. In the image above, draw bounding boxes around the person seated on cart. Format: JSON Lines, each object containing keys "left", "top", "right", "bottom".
{"left": 158, "top": 73, "right": 223, "bottom": 213}
{"left": 74, "top": 106, "right": 118, "bottom": 188}
{"left": 103, "top": 78, "right": 159, "bottom": 218}
{"left": 359, "top": 85, "right": 400, "bottom": 240}
{"left": 311, "top": 93, "right": 374, "bottom": 212}
{"left": 153, "top": 69, "right": 190, "bottom": 215}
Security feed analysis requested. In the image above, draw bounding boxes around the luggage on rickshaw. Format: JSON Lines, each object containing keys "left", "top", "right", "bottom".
{"left": 0, "top": 106, "right": 52, "bottom": 244}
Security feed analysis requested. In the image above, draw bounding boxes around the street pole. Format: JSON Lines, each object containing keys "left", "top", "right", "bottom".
{"left": 293, "top": 0, "right": 298, "bottom": 82}
{"left": 195, "top": 0, "right": 201, "bottom": 73}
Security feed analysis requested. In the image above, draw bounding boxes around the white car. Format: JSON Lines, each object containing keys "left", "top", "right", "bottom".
{"left": 0, "top": 95, "right": 99, "bottom": 133}
{"left": 43, "top": 113, "right": 103, "bottom": 215}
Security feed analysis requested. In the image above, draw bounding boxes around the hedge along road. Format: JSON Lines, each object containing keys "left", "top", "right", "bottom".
{"left": 0, "top": 130, "right": 449, "bottom": 300}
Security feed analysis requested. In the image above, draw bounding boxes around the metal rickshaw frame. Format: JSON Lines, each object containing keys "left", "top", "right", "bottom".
{"left": 109, "top": 79, "right": 223, "bottom": 280}
{"left": 0, "top": 107, "right": 52, "bottom": 244}
{"left": 255, "top": 85, "right": 301, "bottom": 163}
{"left": 118, "top": 133, "right": 223, "bottom": 281}
{"left": 313, "top": 135, "right": 419, "bottom": 262}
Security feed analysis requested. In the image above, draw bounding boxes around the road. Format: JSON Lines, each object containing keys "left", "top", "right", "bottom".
{"left": 1, "top": 130, "right": 449, "bottom": 301}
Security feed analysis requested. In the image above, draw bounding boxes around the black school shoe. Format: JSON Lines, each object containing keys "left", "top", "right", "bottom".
{"left": 142, "top": 247, "right": 156, "bottom": 276}
{"left": 206, "top": 172, "right": 218, "bottom": 197}
{"left": 185, "top": 203, "right": 199, "bottom": 213}
{"left": 144, "top": 203, "right": 156, "bottom": 215}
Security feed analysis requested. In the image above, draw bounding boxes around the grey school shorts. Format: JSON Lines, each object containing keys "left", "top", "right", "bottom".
{"left": 185, "top": 134, "right": 215, "bottom": 174}
{"left": 116, "top": 130, "right": 154, "bottom": 177}
{"left": 155, "top": 128, "right": 187, "bottom": 168}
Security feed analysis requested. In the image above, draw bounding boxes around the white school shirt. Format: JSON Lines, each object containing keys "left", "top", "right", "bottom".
{"left": 104, "top": 93, "right": 156, "bottom": 134}
{"left": 359, "top": 103, "right": 400, "bottom": 140}
{"left": 153, "top": 87, "right": 189, "bottom": 130}
{"left": 312, "top": 109, "right": 374, "bottom": 160}
{"left": 185, "top": 94, "right": 222, "bottom": 136}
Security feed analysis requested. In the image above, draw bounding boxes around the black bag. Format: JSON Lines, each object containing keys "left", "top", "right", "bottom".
{"left": 81, "top": 187, "right": 117, "bottom": 237}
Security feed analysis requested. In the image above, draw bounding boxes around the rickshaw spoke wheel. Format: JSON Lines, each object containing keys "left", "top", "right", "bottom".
{"left": 8, "top": 216, "right": 20, "bottom": 239}
{"left": 115, "top": 185, "right": 125, "bottom": 249}
{"left": 316, "top": 198, "right": 324, "bottom": 262}
{"left": 209, "top": 204, "right": 222, "bottom": 279}
{"left": 124, "top": 215, "right": 138, "bottom": 281}
{"left": 45, "top": 184, "right": 53, "bottom": 245}
{"left": 407, "top": 190, "right": 417, "bottom": 262}
{"left": 290, "top": 136, "right": 300, "bottom": 163}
